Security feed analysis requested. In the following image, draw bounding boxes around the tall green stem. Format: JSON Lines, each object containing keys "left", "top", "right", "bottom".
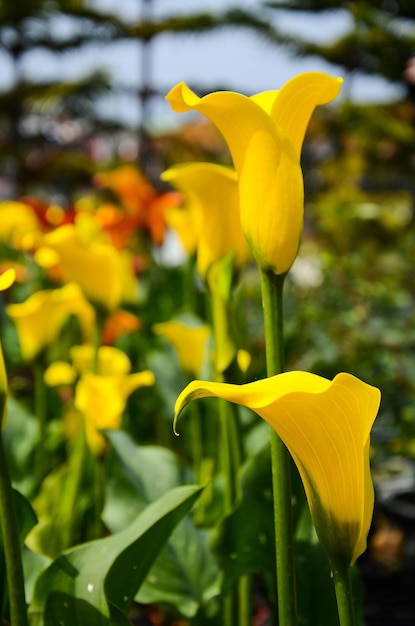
{"left": 33, "top": 358, "right": 48, "bottom": 489}
{"left": 210, "top": 286, "right": 240, "bottom": 626}
{"left": 260, "top": 269, "right": 297, "bottom": 626}
{"left": 0, "top": 429, "right": 28, "bottom": 626}
{"left": 332, "top": 565, "right": 356, "bottom": 626}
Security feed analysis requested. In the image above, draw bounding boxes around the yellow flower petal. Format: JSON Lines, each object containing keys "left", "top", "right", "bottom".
{"left": 153, "top": 320, "right": 210, "bottom": 377}
{"left": 268, "top": 72, "right": 343, "bottom": 160}
{"left": 175, "top": 371, "right": 380, "bottom": 567}
{"left": 0, "top": 268, "right": 15, "bottom": 290}
{"left": 42, "top": 224, "right": 138, "bottom": 311}
{"left": 75, "top": 369, "right": 155, "bottom": 455}
{"left": 70, "top": 345, "right": 132, "bottom": 376}
{"left": 44, "top": 361, "right": 77, "bottom": 387}
{"left": 162, "top": 163, "right": 250, "bottom": 278}
{"left": 0, "top": 201, "right": 40, "bottom": 248}
{"left": 6, "top": 283, "right": 95, "bottom": 361}
{"left": 0, "top": 343, "right": 7, "bottom": 427}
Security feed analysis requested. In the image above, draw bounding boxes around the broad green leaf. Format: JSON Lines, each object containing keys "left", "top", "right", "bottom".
{"left": 0, "top": 489, "right": 38, "bottom": 617}
{"left": 103, "top": 430, "right": 192, "bottom": 530}
{"left": 212, "top": 443, "right": 276, "bottom": 591}
{"left": 104, "top": 431, "right": 221, "bottom": 617}
{"left": 135, "top": 517, "right": 221, "bottom": 617}
{"left": 28, "top": 484, "right": 203, "bottom": 626}
{"left": 3, "top": 398, "right": 38, "bottom": 495}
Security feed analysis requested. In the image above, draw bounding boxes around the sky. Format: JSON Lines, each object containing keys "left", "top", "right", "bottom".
{"left": 1, "top": 0, "right": 406, "bottom": 129}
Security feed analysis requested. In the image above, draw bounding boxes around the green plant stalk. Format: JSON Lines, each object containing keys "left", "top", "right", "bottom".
{"left": 260, "top": 268, "right": 297, "bottom": 626}
{"left": 210, "top": 287, "right": 239, "bottom": 626}
{"left": 33, "top": 358, "right": 48, "bottom": 488}
{"left": 238, "top": 575, "right": 253, "bottom": 626}
{"left": 0, "top": 429, "right": 28, "bottom": 626}
{"left": 59, "top": 423, "right": 89, "bottom": 551}
{"left": 332, "top": 564, "right": 356, "bottom": 626}
{"left": 188, "top": 401, "right": 203, "bottom": 482}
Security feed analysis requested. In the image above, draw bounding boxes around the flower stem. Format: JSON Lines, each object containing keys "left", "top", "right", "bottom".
{"left": 0, "top": 429, "right": 28, "bottom": 626}
{"left": 332, "top": 565, "right": 356, "bottom": 626}
{"left": 33, "top": 358, "right": 48, "bottom": 490}
{"left": 260, "top": 268, "right": 297, "bottom": 626}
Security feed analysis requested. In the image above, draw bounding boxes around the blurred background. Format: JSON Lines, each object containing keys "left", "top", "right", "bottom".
{"left": 2, "top": 2, "right": 415, "bottom": 623}
{"left": 1, "top": 0, "right": 414, "bottom": 195}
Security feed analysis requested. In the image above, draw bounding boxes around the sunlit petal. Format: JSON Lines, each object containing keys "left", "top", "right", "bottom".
{"left": 153, "top": 320, "right": 210, "bottom": 377}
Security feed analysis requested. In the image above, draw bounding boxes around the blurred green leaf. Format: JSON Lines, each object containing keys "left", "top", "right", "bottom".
{"left": 3, "top": 398, "right": 38, "bottom": 495}
{"left": 0, "top": 488, "right": 38, "bottom": 618}
{"left": 28, "top": 484, "right": 203, "bottom": 626}
{"left": 104, "top": 431, "right": 221, "bottom": 618}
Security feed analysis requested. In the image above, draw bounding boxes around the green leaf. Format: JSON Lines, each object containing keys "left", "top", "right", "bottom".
{"left": 103, "top": 430, "right": 192, "bottom": 530}
{"left": 135, "top": 517, "right": 221, "bottom": 618}
{"left": 3, "top": 399, "right": 38, "bottom": 495}
{"left": 212, "top": 443, "right": 276, "bottom": 592}
{"left": 104, "top": 432, "right": 221, "bottom": 617}
{"left": 0, "top": 489, "right": 38, "bottom": 615}
{"left": 28, "top": 484, "right": 203, "bottom": 626}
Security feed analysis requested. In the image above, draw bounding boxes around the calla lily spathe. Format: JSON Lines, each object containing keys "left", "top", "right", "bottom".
{"left": 161, "top": 163, "right": 250, "bottom": 279}
{"left": 174, "top": 371, "right": 380, "bottom": 568}
{"left": 75, "top": 369, "right": 155, "bottom": 455}
{"left": 166, "top": 73, "right": 342, "bottom": 275}
{"left": 0, "top": 269, "right": 15, "bottom": 425}
{"left": 6, "top": 283, "right": 95, "bottom": 362}
{"left": 153, "top": 320, "right": 211, "bottom": 378}
{"left": 41, "top": 224, "right": 138, "bottom": 311}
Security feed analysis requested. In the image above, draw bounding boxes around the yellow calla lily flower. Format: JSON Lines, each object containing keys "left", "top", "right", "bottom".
{"left": 161, "top": 163, "right": 250, "bottom": 278}
{"left": 164, "top": 204, "right": 198, "bottom": 257}
{"left": 6, "top": 283, "right": 95, "bottom": 362}
{"left": 0, "top": 268, "right": 16, "bottom": 291}
{"left": 174, "top": 371, "right": 380, "bottom": 567}
{"left": 166, "top": 73, "right": 342, "bottom": 275}
{"left": 74, "top": 370, "right": 155, "bottom": 455}
{"left": 0, "top": 270, "right": 14, "bottom": 426}
{"left": 153, "top": 320, "right": 211, "bottom": 377}
{"left": 0, "top": 201, "right": 41, "bottom": 248}
{"left": 43, "top": 361, "right": 77, "bottom": 387}
{"left": 42, "top": 224, "right": 138, "bottom": 311}
{"left": 70, "top": 345, "right": 132, "bottom": 376}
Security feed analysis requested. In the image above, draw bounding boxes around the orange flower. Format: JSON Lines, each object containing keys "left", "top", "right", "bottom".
{"left": 94, "top": 164, "right": 181, "bottom": 245}
{"left": 102, "top": 309, "right": 142, "bottom": 345}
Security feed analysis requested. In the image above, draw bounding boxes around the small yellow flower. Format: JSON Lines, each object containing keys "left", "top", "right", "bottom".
{"left": 0, "top": 268, "right": 16, "bottom": 291}
{"left": 0, "top": 201, "right": 40, "bottom": 248}
{"left": 70, "top": 345, "right": 132, "bottom": 376}
{"left": 6, "top": 283, "right": 94, "bottom": 361}
{"left": 161, "top": 163, "right": 250, "bottom": 279}
{"left": 75, "top": 369, "right": 155, "bottom": 455}
{"left": 175, "top": 371, "right": 380, "bottom": 568}
{"left": 166, "top": 73, "right": 342, "bottom": 275}
{"left": 41, "top": 224, "right": 138, "bottom": 311}
{"left": 0, "top": 270, "right": 14, "bottom": 426}
{"left": 153, "top": 320, "right": 210, "bottom": 377}
{"left": 43, "top": 361, "right": 77, "bottom": 387}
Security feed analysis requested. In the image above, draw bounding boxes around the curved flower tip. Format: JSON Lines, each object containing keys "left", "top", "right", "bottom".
{"left": 0, "top": 268, "right": 15, "bottom": 290}
{"left": 174, "top": 371, "right": 381, "bottom": 567}
{"left": 166, "top": 81, "right": 201, "bottom": 112}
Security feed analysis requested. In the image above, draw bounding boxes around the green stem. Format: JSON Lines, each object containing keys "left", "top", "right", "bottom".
{"left": 59, "top": 423, "right": 89, "bottom": 552}
{"left": 210, "top": 285, "right": 239, "bottom": 626}
{"left": 33, "top": 358, "right": 48, "bottom": 489}
{"left": 238, "top": 575, "right": 253, "bottom": 626}
{"left": 332, "top": 565, "right": 356, "bottom": 626}
{"left": 0, "top": 429, "right": 28, "bottom": 626}
{"left": 260, "top": 269, "right": 297, "bottom": 626}
{"left": 188, "top": 401, "right": 203, "bottom": 481}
